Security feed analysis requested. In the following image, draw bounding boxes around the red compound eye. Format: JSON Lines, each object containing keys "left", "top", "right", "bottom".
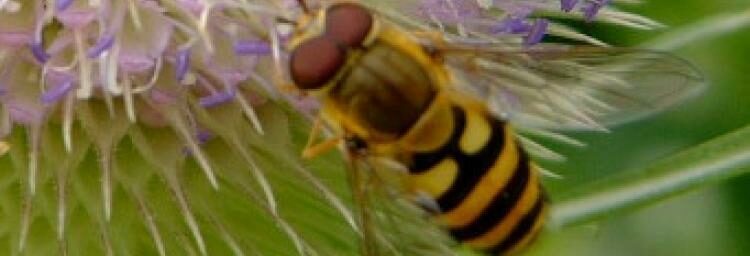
{"left": 289, "top": 36, "right": 346, "bottom": 90}
{"left": 325, "top": 3, "right": 373, "bottom": 47}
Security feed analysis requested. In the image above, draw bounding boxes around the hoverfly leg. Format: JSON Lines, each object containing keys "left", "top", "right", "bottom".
{"left": 412, "top": 31, "right": 448, "bottom": 60}
{"left": 303, "top": 117, "right": 323, "bottom": 151}
{"left": 301, "top": 117, "right": 343, "bottom": 159}
{"left": 345, "top": 152, "right": 379, "bottom": 256}
{"left": 301, "top": 136, "right": 342, "bottom": 159}
{"left": 0, "top": 141, "right": 8, "bottom": 156}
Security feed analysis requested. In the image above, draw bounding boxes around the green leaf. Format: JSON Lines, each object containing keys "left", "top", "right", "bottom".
{"left": 646, "top": 8, "right": 750, "bottom": 50}
{"left": 550, "top": 124, "right": 750, "bottom": 228}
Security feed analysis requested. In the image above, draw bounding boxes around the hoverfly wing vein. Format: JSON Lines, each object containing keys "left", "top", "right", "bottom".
{"left": 438, "top": 45, "right": 706, "bottom": 130}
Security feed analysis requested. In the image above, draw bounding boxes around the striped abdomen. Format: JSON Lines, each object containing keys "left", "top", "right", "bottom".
{"left": 406, "top": 105, "right": 546, "bottom": 255}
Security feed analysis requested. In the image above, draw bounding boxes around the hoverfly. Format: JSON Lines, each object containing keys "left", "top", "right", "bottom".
{"left": 274, "top": 0, "right": 704, "bottom": 255}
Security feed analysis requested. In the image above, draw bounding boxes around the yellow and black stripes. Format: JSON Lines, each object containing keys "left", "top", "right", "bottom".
{"left": 449, "top": 152, "right": 530, "bottom": 239}
{"left": 407, "top": 105, "right": 545, "bottom": 255}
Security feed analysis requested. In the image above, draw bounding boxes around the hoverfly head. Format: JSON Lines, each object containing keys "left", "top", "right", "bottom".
{"left": 288, "top": 2, "right": 374, "bottom": 90}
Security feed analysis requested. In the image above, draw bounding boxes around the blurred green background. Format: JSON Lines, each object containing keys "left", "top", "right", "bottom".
{"left": 529, "top": 1, "right": 750, "bottom": 255}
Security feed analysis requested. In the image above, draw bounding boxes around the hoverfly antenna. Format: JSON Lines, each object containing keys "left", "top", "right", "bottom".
{"left": 297, "top": 0, "right": 311, "bottom": 14}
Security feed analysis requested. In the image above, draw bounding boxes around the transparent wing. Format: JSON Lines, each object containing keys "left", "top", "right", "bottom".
{"left": 440, "top": 45, "right": 706, "bottom": 131}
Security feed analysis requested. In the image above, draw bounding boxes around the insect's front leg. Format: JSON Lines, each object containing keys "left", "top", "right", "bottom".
{"left": 301, "top": 116, "right": 343, "bottom": 159}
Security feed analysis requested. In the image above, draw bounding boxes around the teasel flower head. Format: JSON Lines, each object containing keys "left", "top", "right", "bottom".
{"left": 0, "top": 0, "right": 661, "bottom": 255}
